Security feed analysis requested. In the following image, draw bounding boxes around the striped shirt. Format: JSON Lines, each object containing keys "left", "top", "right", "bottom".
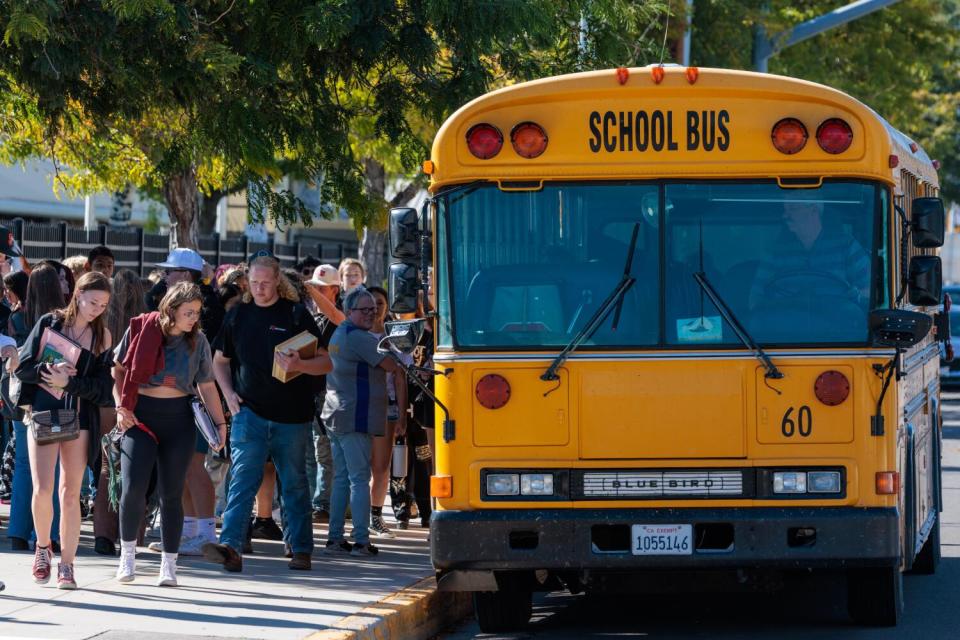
{"left": 321, "top": 320, "right": 387, "bottom": 436}
{"left": 750, "top": 229, "right": 871, "bottom": 308}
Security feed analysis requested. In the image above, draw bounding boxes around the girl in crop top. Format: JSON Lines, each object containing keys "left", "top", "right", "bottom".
{"left": 111, "top": 282, "right": 227, "bottom": 587}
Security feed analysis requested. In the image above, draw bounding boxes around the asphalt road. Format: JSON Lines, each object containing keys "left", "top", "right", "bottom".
{"left": 440, "top": 391, "right": 960, "bottom": 640}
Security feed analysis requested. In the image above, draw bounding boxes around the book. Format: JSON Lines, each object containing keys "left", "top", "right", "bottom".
{"left": 37, "top": 327, "right": 83, "bottom": 400}
{"left": 272, "top": 331, "right": 318, "bottom": 383}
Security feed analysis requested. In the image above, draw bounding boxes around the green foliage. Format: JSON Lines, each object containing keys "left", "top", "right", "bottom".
{"left": 0, "top": 0, "right": 670, "bottom": 230}
{"left": 690, "top": 0, "right": 960, "bottom": 201}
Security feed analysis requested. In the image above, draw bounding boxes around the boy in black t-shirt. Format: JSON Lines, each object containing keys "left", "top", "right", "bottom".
{"left": 204, "top": 257, "right": 331, "bottom": 573}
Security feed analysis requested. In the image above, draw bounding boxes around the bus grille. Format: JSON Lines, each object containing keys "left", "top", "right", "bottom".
{"left": 573, "top": 469, "right": 749, "bottom": 500}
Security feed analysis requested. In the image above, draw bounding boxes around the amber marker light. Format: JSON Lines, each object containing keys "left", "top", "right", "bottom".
{"left": 876, "top": 472, "right": 900, "bottom": 495}
{"left": 422, "top": 160, "right": 435, "bottom": 175}
{"left": 816, "top": 118, "right": 853, "bottom": 154}
{"left": 616, "top": 67, "right": 629, "bottom": 85}
{"left": 431, "top": 475, "right": 453, "bottom": 498}
{"left": 651, "top": 66, "right": 665, "bottom": 84}
{"left": 510, "top": 122, "right": 548, "bottom": 159}
{"left": 685, "top": 66, "right": 699, "bottom": 84}
{"left": 465, "top": 123, "right": 503, "bottom": 159}
{"left": 771, "top": 118, "right": 808, "bottom": 154}
{"left": 910, "top": 142, "right": 919, "bottom": 153}
{"left": 814, "top": 371, "right": 850, "bottom": 406}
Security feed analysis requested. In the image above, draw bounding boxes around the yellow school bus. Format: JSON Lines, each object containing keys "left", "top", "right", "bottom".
{"left": 385, "top": 65, "right": 948, "bottom": 630}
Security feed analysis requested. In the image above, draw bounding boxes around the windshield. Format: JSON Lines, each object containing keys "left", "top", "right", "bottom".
{"left": 437, "top": 181, "right": 885, "bottom": 349}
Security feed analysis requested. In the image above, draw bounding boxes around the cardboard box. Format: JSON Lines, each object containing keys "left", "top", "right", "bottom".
{"left": 272, "top": 331, "right": 318, "bottom": 383}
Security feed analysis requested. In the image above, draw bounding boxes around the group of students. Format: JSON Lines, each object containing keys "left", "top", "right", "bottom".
{"left": 1, "top": 233, "right": 435, "bottom": 589}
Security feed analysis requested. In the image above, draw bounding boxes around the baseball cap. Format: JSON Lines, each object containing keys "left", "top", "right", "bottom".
{"left": 0, "top": 226, "right": 22, "bottom": 258}
{"left": 157, "top": 248, "right": 203, "bottom": 272}
{"left": 307, "top": 264, "right": 341, "bottom": 287}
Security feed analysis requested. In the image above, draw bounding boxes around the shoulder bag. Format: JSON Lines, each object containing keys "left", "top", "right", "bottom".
{"left": 26, "top": 395, "right": 79, "bottom": 445}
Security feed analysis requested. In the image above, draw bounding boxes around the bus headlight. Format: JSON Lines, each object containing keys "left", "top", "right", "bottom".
{"left": 773, "top": 471, "right": 807, "bottom": 494}
{"left": 520, "top": 473, "right": 554, "bottom": 496}
{"left": 807, "top": 471, "right": 842, "bottom": 493}
{"left": 486, "top": 473, "right": 520, "bottom": 496}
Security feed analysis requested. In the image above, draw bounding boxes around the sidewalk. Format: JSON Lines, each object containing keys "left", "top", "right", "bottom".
{"left": 0, "top": 505, "right": 434, "bottom": 640}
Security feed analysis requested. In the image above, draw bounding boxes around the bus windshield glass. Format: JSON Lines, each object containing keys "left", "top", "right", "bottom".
{"left": 439, "top": 180, "right": 885, "bottom": 349}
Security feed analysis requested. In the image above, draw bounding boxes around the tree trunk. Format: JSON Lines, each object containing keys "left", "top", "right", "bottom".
{"left": 199, "top": 189, "right": 224, "bottom": 235}
{"left": 359, "top": 159, "right": 388, "bottom": 287}
{"left": 162, "top": 167, "right": 200, "bottom": 250}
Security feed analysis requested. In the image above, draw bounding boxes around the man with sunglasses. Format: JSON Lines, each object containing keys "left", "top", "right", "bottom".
{"left": 295, "top": 255, "right": 322, "bottom": 281}
{"left": 321, "top": 287, "right": 401, "bottom": 557}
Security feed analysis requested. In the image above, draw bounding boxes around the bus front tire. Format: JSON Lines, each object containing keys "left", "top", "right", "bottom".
{"left": 473, "top": 590, "right": 532, "bottom": 633}
{"left": 910, "top": 515, "right": 941, "bottom": 575}
{"left": 847, "top": 566, "right": 903, "bottom": 627}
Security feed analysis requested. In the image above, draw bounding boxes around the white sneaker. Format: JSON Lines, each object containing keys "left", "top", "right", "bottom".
{"left": 157, "top": 556, "right": 177, "bottom": 587}
{"left": 116, "top": 550, "right": 136, "bottom": 583}
{"left": 178, "top": 535, "right": 205, "bottom": 556}
{"left": 147, "top": 541, "right": 164, "bottom": 552}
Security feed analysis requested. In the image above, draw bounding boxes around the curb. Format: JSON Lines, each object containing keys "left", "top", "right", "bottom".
{"left": 304, "top": 576, "right": 473, "bottom": 640}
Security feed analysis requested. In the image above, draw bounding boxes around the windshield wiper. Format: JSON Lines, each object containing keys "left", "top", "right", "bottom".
{"left": 692, "top": 271, "right": 784, "bottom": 381}
{"left": 541, "top": 223, "right": 640, "bottom": 382}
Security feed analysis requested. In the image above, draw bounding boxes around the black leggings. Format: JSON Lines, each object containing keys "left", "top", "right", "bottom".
{"left": 119, "top": 395, "right": 195, "bottom": 552}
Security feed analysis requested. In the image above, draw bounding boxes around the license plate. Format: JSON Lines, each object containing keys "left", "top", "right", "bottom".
{"left": 631, "top": 524, "right": 693, "bottom": 555}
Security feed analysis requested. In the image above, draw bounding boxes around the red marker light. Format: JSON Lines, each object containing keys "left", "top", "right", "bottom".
{"left": 651, "top": 66, "right": 665, "bottom": 84}
{"left": 771, "top": 118, "right": 808, "bottom": 155}
{"left": 933, "top": 159, "right": 941, "bottom": 171}
{"left": 889, "top": 155, "right": 899, "bottom": 169}
{"left": 814, "top": 371, "right": 850, "bottom": 406}
{"left": 685, "top": 67, "right": 699, "bottom": 84}
{"left": 616, "top": 67, "right": 629, "bottom": 85}
{"left": 510, "top": 122, "right": 548, "bottom": 159}
{"left": 465, "top": 123, "right": 503, "bottom": 160}
{"left": 816, "top": 119, "right": 853, "bottom": 154}
{"left": 476, "top": 374, "right": 511, "bottom": 410}
{"left": 910, "top": 142, "right": 919, "bottom": 153}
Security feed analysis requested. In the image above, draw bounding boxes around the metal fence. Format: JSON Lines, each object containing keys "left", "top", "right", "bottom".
{"left": 3, "top": 219, "right": 351, "bottom": 276}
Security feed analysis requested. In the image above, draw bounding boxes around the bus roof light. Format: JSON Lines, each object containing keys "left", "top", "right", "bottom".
{"left": 771, "top": 118, "right": 808, "bottom": 154}
{"left": 889, "top": 155, "right": 899, "bottom": 169}
{"left": 510, "top": 122, "right": 548, "bottom": 159}
{"left": 685, "top": 66, "right": 699, "bottom": 84}
{"left": 466, "top": 123, "right": 503, "bottom": 159}
{"left": 910, "top": 142, "right": 919, "bottom": 153}
{"left": 933, "top": 159, "right": 941, "bottom": 170}
{"left": 816, "top": 119, "right": 853, "bottom": 154}
{"left": 476, "top": 373, "right": 511, "bottom": 410}
{"left": 814, "top": 371, "right": 850, "bottom": 406}
{"left": 651, "top": 66, "right": 665, "bottom": 84}
{"left": 616, "top": 67, "right": 629, "bottom": 85}
{"left": 876, "top": 471, "right": 900, "bottom": 495}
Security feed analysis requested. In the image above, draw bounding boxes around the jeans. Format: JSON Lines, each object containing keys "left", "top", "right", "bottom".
{"left": 312, "top": 422, "right": 332, "bottom": 511}
{"left": 328, "top": 430, "right": 372, "bottom": 546}
{"left": 220, "top": 407, "right": 313, "bottom": 554}
{"left": 8, "top": 420, "right": 60, "bottom": 542}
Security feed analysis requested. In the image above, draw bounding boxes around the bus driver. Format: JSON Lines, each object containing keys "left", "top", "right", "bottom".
{"left": 749, "top": 201, "right": 871, "bottom": 311}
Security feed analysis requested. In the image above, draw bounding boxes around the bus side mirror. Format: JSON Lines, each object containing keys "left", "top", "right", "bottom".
{"left": 908, "top": 255, "right": 942, "bottom": 306}
{"left": 911, "top": 198, "right": 945, "bottom": 248}
{"left": 389, "top": 262, "right": 420, "bottom": 313}
{"left": 380, "top": 318, "right": 426, "bottom": 355}
{"left": 389, "top": 207, "right": 420, "bottom": 259}
{"left": 870, "top": 309, "right": 932, "bottom": 348}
